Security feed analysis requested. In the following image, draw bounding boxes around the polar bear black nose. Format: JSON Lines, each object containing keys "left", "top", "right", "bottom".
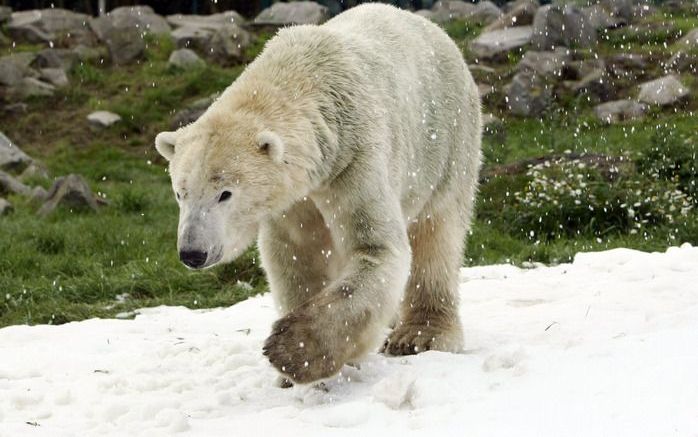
{"left": 180, "top": 250, "right": 208, "bottom": 269}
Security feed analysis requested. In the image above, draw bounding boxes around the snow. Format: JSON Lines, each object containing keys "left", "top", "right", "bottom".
{"left": 2, "top": 244, "right": 698, "bottom": 436}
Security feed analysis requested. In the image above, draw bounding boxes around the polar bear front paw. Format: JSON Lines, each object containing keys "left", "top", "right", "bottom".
{"left": 382, "top": 324, "right": 464, "bottom": 356}
{"left": 263, "top": 311, "right": 342, "bottom": 384}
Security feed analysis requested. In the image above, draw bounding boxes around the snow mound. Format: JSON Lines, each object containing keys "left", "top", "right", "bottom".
{"left": 1, "top": 245, "right": 697, "bottom": 436}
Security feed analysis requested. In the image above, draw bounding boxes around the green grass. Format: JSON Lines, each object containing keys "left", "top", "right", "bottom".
{"left": 1, "top": 16, "right": 697, "bottom": 327}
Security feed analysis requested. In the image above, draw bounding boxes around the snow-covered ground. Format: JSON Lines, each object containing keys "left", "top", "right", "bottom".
{"left": 1, "top": 245, "right": 697, "bottom": 437}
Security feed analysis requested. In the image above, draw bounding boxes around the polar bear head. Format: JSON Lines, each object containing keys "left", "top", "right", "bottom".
{"left": 155, "top": 111, "right": 314, "bottom": 270}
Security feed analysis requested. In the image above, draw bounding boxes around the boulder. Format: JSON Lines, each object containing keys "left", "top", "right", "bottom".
{"left": 205, "top": 23, "right": 253, "bottom": 66}
{"left": 665, "top": 50, "right": 698, "bottom": 74}
{"left": 470, "top": 1, "right": 502, "bottom": 25}
{"left": 168, "top": 48, "right": 204, "bottom": 70}
{"left": 72, "top": 44, "right": 105, "bottom": 63}
{"left": 32, "top": 48, "right": 78, "bottom": 71}
{"left": 38, "top": 174, "right": 99, "bottom": 216}
{"left": 516, "top": 49, "right": 570, "bottom": 78}
{"left": 531, "top": 5, "right": 596, "bottom": 50}
{"left": 570, "top": 69, "right": 614, "bottom": 102}
{"left": 0, "top": 132, "right": 32, "bottom": 174}
{"left": 87, "top": 111, "right": 121, "bottom": 129}
{"left": 7, "top": 8, "right": 93, "bottom": 45}
{"left": 90, "top": 6, "right": 170, "bottom": 39}
{"left": 429, "top": 0, "right": 501, "bottom": 24}
{"left": 600, "top": 0, "right": 634, "bottom": 22}
{"left": 167, "top": 11, "right": 245, "bottom": 30}
{"left": 170, "top": 93, "right": 219, "bottom": 129}
{"left": 676, "top": 28, "right": 698, "bottom": 50}
{"left": 583, "top": 4, "right": 623, "bottom": 30}
{"left": 505, "top": 70, "right": 553, "bottom": 117}
{"left": 483, "top": 0, "right": 538, "bottom": 32}
{"left": 469, "top": 26, "right": 533, "bottom": 60}
{"left": 594, "top": 100, "right": 647, "bottom": 124}
{"left": 104, "top": 27, "right": 146, "bottom": 65}
{"left": 0, "top": 170, "right": 33, "bottom": 197}
{"left": 0, "top": 54, "right": 35, "bottom": 87}
{"left": 171, "top": 26, "right": 213, "bottom": 51}
{"left": 254, "top": 1, "right": 330, "bottom": 26}
{"left": 637, "top": 75, "right": 689, "bottom": 106}
{"left": 90, "top": 6, "right": 169, "bottom": 64}
{"left": 39, "top": 68, "right": 69, "bottom": 88}
{"left": 12, "top": 77, "right": 55, "bottom": 99}
{"left": 0, "top": 198, "right": 12, "bottom": 216}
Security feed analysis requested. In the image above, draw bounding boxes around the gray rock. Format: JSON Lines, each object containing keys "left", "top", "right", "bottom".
{"left": 168, "top": 48, "right": 204, "bottom": 70}
{"left": 205, "top": 23, "right": 253, "bottom": 66}
{"left": 571, "top": 69, "right": 614, "bottom": 102}
{"left": 170, "top": 93, "right": 219, "bottom": 129}
{"left": 470, "top": 1, "right": 502, "bottom": 25}
{"left": 38, "top": 174, "right": 99, "bottom": 216}
{"left": 39, "top": 68, "right": 69, "bottom": 88}
{"left": 665, "top": 50, "right": 698, "bottom": 74}
{"left": 0, "top": 132, "right": 32, "bottom": 174}
{"left": 531, "top": 5, "right": 596, "bottom": 50}
{"left": 478, "top": 83, "right": 495, "bottom": 99}
{"left": 87, "top": 111, "right": 121, "bottom": 128}
{"left": 505, "top": 70, "right": 553, "bottom": 117}
{"left": 469, "top": 26, "right": 533, "bottom": 60}
{"left": 583, "top": 4, "right": 623, "bottom": 31}
{"left": 676, "top": 28, "right": 698, "bottom": 50}
{"left": 483, "top": 0, "right": 538, "bottom": 32}
{"left": 600, "top": 0, "right": 634, "bottom": 22}
{"left": 254, "top": 1, "right": 330, "bottom": 26}
{"left": 517, "top": 49, "right": 570, "bottom": 78}
{"left": 414, "top": 9, "right": 435, "bottom": 20}
{"left": 90, "top": 5, "right": 169, "bottom": 64}
{"left": 33, "top": 48, "right": 78, "bottom": 71}
{"left": 0, "top": 6, "right": 11, "bottom": 24}
{"left": 7, "top": 8, "right": 93, "bottom": 45}
{"left": 12, "top": 77, "right": 55, "bottom": 99}
{"left": 91, "top": 6, "right": 170, "bottom": 39}
{"left": 0, "top": 198, "right": 12, "bottom": 216}
{"left": 72, "top": 44, "right": 104, "bottom": 63}
{"left": 105, "top": 26, "right": 146, "bottom": 65}
{"left": 429, "top": 1, "right": 474, "bottom": 23}
{"left": 594, "top": 100, "right": 647, "bottom": 124}
{"left": 0, "top": 170, "right": 33, "bottom": 196}
{"left": 637, "top": 75, "right": 690, "bottom": 106}
{"left": 167, "top": 11, "right": 245, "bottom": 30}
{"left": 0, "top": 54, "right": 34, "bottom": 87}
{"left": 171, "top": 26, "right": 213, "bottom": 50}
{"left": 20, "top": 162, "right": 50, "bottom": 181}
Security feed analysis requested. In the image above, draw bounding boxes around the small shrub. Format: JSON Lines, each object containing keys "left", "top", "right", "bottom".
{"left": 637, "top": 128, "right": 698, "bottom": 201}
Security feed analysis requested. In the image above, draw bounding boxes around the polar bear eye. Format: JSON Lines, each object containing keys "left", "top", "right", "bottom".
{"left": 176, "top": 192, "right": 181, "bottom": 201}
{"left": 218, "top": 191, "right": 232, "bottom": 203}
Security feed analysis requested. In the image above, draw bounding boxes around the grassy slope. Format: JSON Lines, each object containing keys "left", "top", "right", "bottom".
{"left": 0, "top": 13, "right": 697, "bottom": 326}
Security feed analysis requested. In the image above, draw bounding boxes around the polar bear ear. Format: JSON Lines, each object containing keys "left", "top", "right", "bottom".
{"left": 256, "top": 130, "right": 285, "bottom": 164}
{"left": 155, "top": 131, "right": 178, "bottom": 161}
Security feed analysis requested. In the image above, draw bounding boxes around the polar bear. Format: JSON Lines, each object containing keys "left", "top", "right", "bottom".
{"left": 155, "top": 3, "right": 481, "bottom": 384}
